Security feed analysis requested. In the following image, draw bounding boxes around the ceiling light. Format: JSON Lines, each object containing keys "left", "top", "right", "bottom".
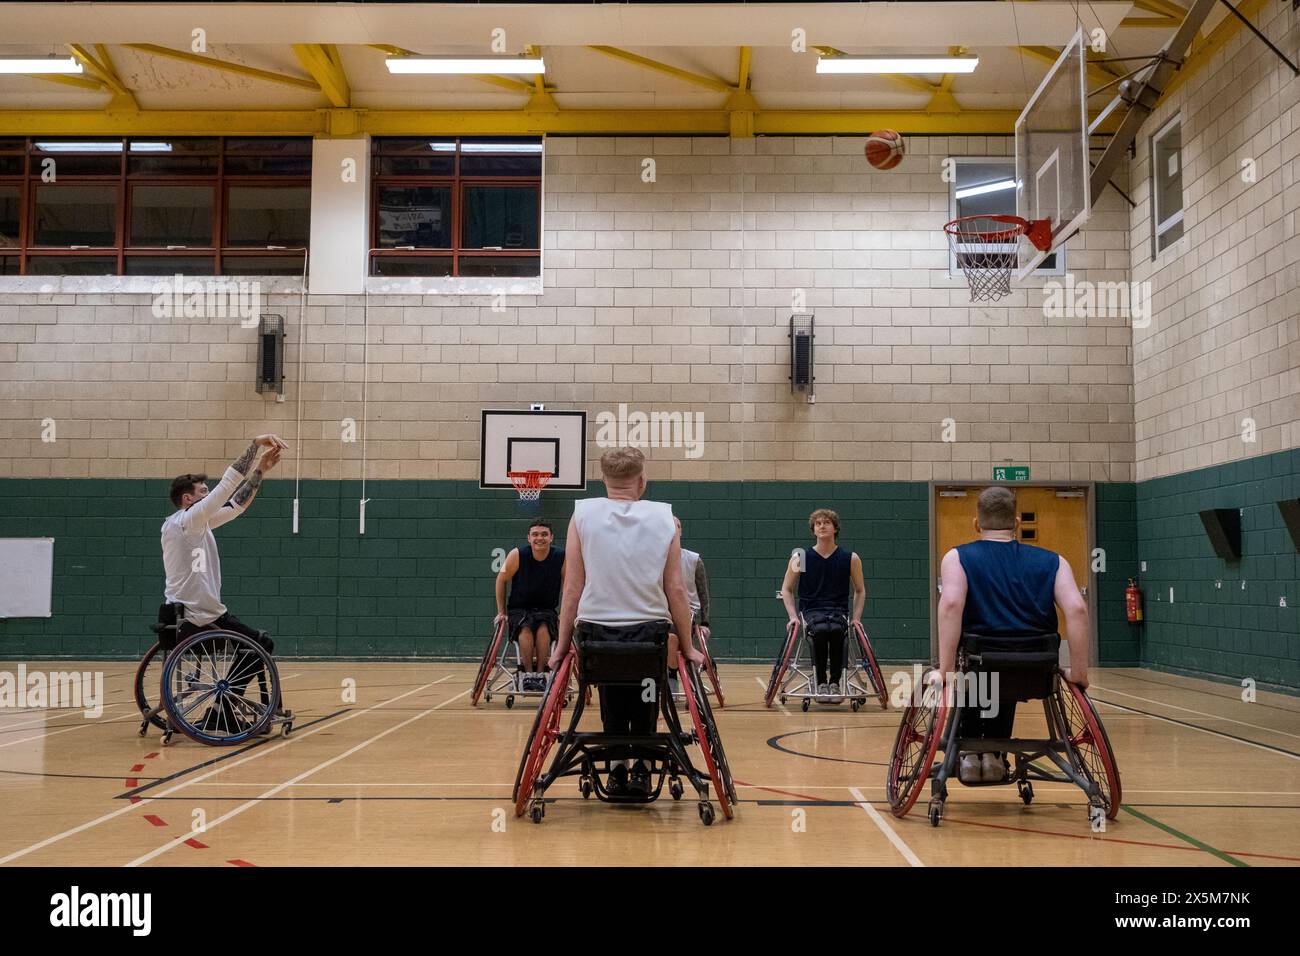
{"left": 955, "top": 179, "right": 1017, "bottom": 200}
{"left": 386, "top": 56, "right": 545, "bottom": 75}
{"left": 816, "top": 55, "right": 978, "bottom": 75}
{"left": 0, "top": 56, "right": 84, "bottom": 74}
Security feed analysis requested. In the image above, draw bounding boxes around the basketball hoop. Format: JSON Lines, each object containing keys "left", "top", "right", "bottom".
{"left": 944, "top": 215, "right": 1052, "bottom": 302}
{"left": 508, "top": 470, "right": 553, "bottom": 502}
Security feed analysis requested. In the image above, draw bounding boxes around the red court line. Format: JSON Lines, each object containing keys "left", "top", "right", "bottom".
{"left": 941, "top": 817, "right": 1300, "bottom": 862}
{"left": 124, "top": 778, "right": 138, "bottom": 788}
{"left": 130, "top": 764, "right": 145, "bottom": 773}
{"left": 228, "top": 859, "right": 255, "bottom": 867}
{"left": 129, "top": 796, "right": 142, "bottom": 805}
{"left": 184, "top": 838, "right": 207, "bottom": 849}
{"left": 142, "top": 814, "right": 167, "bottom": 827}
{"left": 144, "top": 753, "right": 159, "bottom": 759}
{"left": 735, "top": 779, "right": 831, "bottom": 803}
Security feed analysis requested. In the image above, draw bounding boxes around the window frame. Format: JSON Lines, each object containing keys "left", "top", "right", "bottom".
{"left": 369, "top": 137, "right": 542, "bottom": 278}
{"left": 0, "top": 137, "right": 310, "bottom": 276}
{"left": 1150, "top": 115, "right": 1184, "bottom": 258}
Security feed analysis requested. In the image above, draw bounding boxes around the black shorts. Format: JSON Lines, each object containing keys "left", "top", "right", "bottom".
{"left": 508, "top": 608, "right": 558, "bottom": 641}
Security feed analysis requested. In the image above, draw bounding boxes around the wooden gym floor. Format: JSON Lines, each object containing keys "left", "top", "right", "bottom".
{"left": 1, "top": 662, "right": 1297, "bottom": 867}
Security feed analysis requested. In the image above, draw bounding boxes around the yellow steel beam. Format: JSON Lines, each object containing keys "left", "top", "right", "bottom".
{"left": 926, "top": 46, "right": 964, "bottom": 113}
{"left": 588, "top": 46, "right": 733, "bottom": 93}
{"left": 1121, "top": 15, "right": 1182, "bottom": 27}
{"left": 1159, "top": 0, "right": 1266, "bottom": 103}
{"left": 125, "top": 43, "right": 319, "bottom": 92}
{"left": 0, "top": 106, "right": 1059, "bottom": 137}
{"left": 293, "top": 43, "right": 350, "bottom": 107}
{"left": 1132, "top": 0, "right": 1189, "bottom": 18}
{"left": 1019, "top": 45, "right": 1121, "bottom": 91}
{"left": 737, "top": 46, "right": 752, "bottom": 91}
{"left": 524, "top": 44, "right": 558, "bottom": 111}
{"left": 22, "top": 74, "right": 109, "bottom": 93}
{"left": 69, "top": 43, "right": 137, "bottom": 110}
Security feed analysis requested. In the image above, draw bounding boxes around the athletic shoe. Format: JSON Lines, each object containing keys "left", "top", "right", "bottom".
{"left": 981, "top": 752, "right": 1007, "bottom": 782}
{"left": 959, "top": 753, "right": 982, "bottom": 784}
{"left": 629, "top": 761, "right": 652, "bottom": 796}
{"left": 606, "top": 763, "right": 630, "bottom": 796}
{"left": 826, "top": 682, "right": 842, "bottom": 703}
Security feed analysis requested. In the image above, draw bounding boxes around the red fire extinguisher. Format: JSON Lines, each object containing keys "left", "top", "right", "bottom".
{"left": 1125, "top": 578, "right": 1144, "bottom": 623}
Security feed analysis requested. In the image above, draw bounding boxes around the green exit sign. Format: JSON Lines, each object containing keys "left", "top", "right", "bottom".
{"left": 993, "top": 466, "right": 1031, "bottom": 482}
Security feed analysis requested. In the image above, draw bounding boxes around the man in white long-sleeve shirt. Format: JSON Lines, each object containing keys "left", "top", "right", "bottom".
{"left": 160, "top": 433, "right": 287, "bottom": 728}
{"left": 548, "top": 446, "right": 702, "bottom": 796}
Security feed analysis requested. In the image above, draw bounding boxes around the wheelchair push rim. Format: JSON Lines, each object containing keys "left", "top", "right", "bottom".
{"left": 134, "top": 641, "right": 169, "bottom": 731}
{"left": 512, "top": 651, "right": 574, "bottom": 817}
{"left": 161, "top": 629, "right": 279, "bottom": 746}
{"left": 695, "top": 628, "right": 725, "bottom": 708}
{"left": 887, "top": 679, "right": 948, "bottom": 818}
{"left": 852, "top": 621, "right": 889, "bottom": 711}
{"left": 680, "top": 658, "right": 736, "bottom": 819}
{"left": 764, "top": 621, "right": 799, "bottom": 708}
{"left": 1058, "top": 678, "right": 1122, "bottom": 820}
{"left": 472, "top": 619, "right": 507, "bottom": 706}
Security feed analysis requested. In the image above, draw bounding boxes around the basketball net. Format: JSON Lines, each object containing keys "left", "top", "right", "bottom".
{"left": 508, "top": 471, "right": 552, "bottom": 502}
{"left": 944, "top": 215, "right": 1027, "bottom": 302}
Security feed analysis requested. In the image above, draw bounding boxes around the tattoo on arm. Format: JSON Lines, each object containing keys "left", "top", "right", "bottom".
{"left": 232, "top": 440, "right": 259, "bottom": 476}
{"left": 231, "top": 469, "right": 263, "bottom": 507}
{"left": 696, "top": 560, "right": 710, "bottom": 626}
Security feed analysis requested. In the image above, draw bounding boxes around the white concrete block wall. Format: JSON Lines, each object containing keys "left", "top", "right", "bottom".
{"left": 1130, "top": 1, "right": 1300, "bottom": 481}
{"left": 1, "top": 134, "right": 1134, "bottom": 482}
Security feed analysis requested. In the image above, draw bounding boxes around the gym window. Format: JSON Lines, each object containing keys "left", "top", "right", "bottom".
{"left": 369, "top": 137, "right": 542, "bottom": 278}
{"left": 948, "top": 157, "right": 1061, "bottom": 277}
{"left": 0, "top": 137, "right": 310, "bottom": 277}
{"left": 1151, "top": 116, "right": 1183, "bottom": 256}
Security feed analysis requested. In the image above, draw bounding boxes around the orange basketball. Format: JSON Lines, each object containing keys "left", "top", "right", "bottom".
{"left": 865, "top": 129, "right": 905, "bottom": 170}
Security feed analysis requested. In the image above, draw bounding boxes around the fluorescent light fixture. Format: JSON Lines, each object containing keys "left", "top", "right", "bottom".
{"left": 129, "top": 141, "right": 174, "bottom": 152}
{"left": 33, "top": 141, "right": 123, "bottom": 152}
{"left": 955, "top": 178, "right": 1017, "bottom": 200}
{"left": 460, "top": 141, "right": 543, "bottom": 153}
{"left": 816, "top": 55, "right": 979, "bottom": 75}
{"left": 0, "top": 56, "right": 83, "bottom": 75}
{"left": 386, "top": 56, "right": 545, "bottom": 75}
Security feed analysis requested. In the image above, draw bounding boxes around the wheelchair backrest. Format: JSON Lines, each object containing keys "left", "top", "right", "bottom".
{"left": 959, "top": 632, "right": 1060, "bottom": 701}
{"left": 576, "top": 621, "right": 669, "bottom": 686}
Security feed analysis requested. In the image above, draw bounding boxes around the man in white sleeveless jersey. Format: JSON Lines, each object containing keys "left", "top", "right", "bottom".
{"left": 548, "top": 446, "right": 702, "bottom": 796}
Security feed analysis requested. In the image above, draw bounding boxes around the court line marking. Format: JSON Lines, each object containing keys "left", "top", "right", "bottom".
{"left": 848, "top": 786, "right": 923, "bottom": 867}
{"left": 0, "top": 676, "right": 453, "bottom": 866}
{"left": 1091, "top": 684, "right": 1300, "bottom": 741}
{"left": 1091, "top": 697, "right": 1300, "bottom": 762}
{"left": 753, "top": 676, "right": 791, "bottom": 716}
{"left": 126, "top": 686, "right": 472, "bottom": 867}
{"left": 1119, "top": 805, "right": 1249, "bottom": 867}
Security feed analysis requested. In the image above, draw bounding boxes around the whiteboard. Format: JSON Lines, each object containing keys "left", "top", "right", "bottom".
{"left": 0, "top": 538, "right": 54, "bottom": 618}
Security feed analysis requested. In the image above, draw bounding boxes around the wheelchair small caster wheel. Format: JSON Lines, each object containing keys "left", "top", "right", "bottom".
{"left": 669, "top": 777, "right": 685, "bottom": 801}
{"left": 138, "top": 722, "right": 148, "bottom": 738}
{"left": 1018, "top": 780, "right": 1034, "bottom": 805}
{"left": 927, "top": 799, "right": 943, "bottom": 828}
{"left": 801, "top": 698, "right": 810, "bottom": 712}
{"left": 280, "top": 721, "right": 292, "bottom": 738}
{"left": 851, "top": 700, "right": 861, "bottom": 712}
{"left": 780, "top": 696, "right": 787, "bottom": 705}
{"left": 505, "top": 695, "right": 515, "bottom": 709}
{"left": 161, "top": 730, "right": 174, "bottom": 746}
{"left": 484, "top": 693, "right": 492, "bottom": 704}
{"left": 529, "top": 800, "right": 545, "bottom": 824}
{"left": 579, "top": 777, "right": 593, "bottom": 799}
{"left": 698, "top": 801, "right": 715, "bottom": 826}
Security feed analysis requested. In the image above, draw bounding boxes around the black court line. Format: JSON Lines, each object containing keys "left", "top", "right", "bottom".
{"left": 766, "top": 726, "right": 890, "bottom": 767}
{"left": 114, "top": 708, "right": 350, "bottom": 800}
{"left": 1105, "top": 671, "right": 1300, "bottom": 716}
{"left": 108, "top": 795, "right": 765, "bottom": 806}
{"left": 1090, "top": 696, "right": 1300, "bottom": 761}
{"left": 0, "top": 768, "right": 161, "bottom": 782}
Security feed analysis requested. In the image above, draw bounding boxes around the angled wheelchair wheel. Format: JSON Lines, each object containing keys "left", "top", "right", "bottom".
{"left": 853, "top": 621, "right": 889, "bottom": 711}
{"left": 887, "top": 680, "right": 948, "bottom": 819}
{"left": 471, "top": 620, "right": 507, "bottom": 706}
{"left": 134, "top": 641, "right": 168, "bottom": 732}
{"left": 681, "top": 659, "right": 736, "bottom": 820}
{"left": 695, "top": 629, "right": 725, "bottom": 708}
{"left": 764, "top": 621, "right": 799, "bottom": 708}
{"left": 161, "top": 630, "right": 278, "bottom": 746}
{"left": 512, "top": 651, "right": 574, "bottom": 818}
{"left": 1059, "top": 678, "right": 1122, "bottom": 820}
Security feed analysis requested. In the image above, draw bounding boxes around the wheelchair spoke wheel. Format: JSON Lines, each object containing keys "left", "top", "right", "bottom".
{"left": 472, "top": 620, "right": 507, "bottom": 706}
{"left": 696, "top": 630, "right": 726, "bottom": 707}
{"left": 134, "top": 642, "right": 168, "bottom": 731}
{"left": 887, "top": 685, "right": 948, "bottom": 818}
{"left": 853, "top": 621, "right": 889, "bottom": 711}
{"left": 1059, "top": 679, "right": 1122, "bottom": 820}
{"left": 681, "top": 660, "right": 735, "bottom": 819}
{"left": 512, "top": 652, "right": 573, "bottom": 817}
{"left": 161, "top": 630, "right": 278, "bottom": 746}
{"left": 764, "top": 622, "right": 799, "bottom": 708}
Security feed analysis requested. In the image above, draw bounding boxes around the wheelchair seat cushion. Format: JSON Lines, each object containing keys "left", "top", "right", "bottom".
{"left": 575, "top": 620, "right": 669, "bottom": 684}
{"left": 803, "top": 608, "right": 849, "bottom": 640}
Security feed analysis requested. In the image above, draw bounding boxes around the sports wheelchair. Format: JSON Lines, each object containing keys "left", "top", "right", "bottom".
{"left": 512, "top": 625, "right": 737, "bottom": 826}
{"left": 669, "top": 611, "right": 725, "bottom": 707}
{"left": 470, "top": 617, "right": 566, "bottom": 709}
{"left": 135, "top": 603, "right": 293, "bottom": 746}
{"left": 764, "top": 611, "right": 888, "bottom": 712}
{"left": 886, "top": 632, "right": 1121, "bottom": 827}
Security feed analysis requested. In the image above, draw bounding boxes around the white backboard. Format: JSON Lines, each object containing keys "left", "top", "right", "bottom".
{"left": 480, "top": 409, "right": 587, "bottom": 490}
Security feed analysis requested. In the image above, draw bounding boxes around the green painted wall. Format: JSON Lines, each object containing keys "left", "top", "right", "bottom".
{"left": 1135, "top": 448, "right": 1299, "bottom": 690}
{"left": 2, "top": 467, "right": 1292, "bottom": 689}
